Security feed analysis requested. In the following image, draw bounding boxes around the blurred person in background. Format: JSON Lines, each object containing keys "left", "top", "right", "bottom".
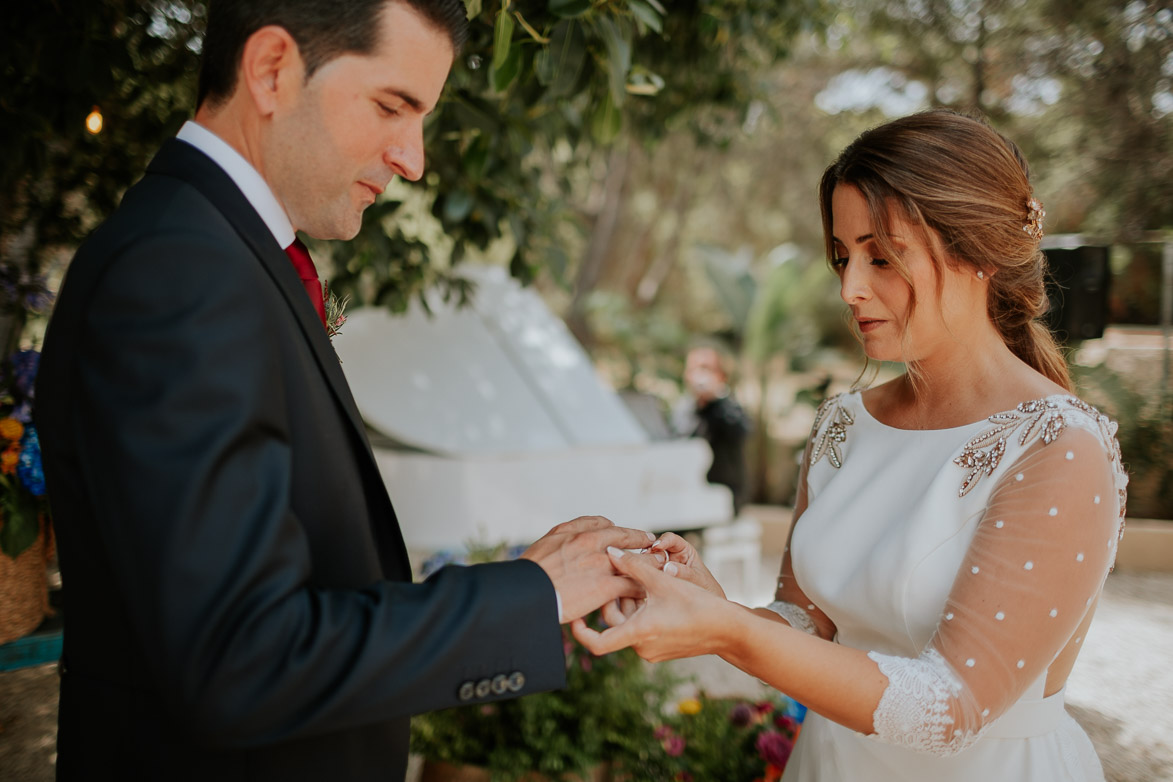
{"left": 672, "top": 344, "right": 752, "bottom": 516}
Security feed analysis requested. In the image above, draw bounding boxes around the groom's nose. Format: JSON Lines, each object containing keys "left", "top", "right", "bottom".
{"left": 385, "top": 123, "right": 426, "bottom": 182}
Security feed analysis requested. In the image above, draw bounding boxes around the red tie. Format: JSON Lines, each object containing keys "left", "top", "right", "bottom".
{"left": 285, "top": 238, "right": 327, "bottom": 329}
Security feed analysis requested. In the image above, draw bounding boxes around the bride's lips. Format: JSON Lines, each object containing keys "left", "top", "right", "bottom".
{"left": 856, "top": 318, "right": 885, "bottom": 333}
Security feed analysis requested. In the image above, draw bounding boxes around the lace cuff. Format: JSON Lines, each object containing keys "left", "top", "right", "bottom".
{"left": 763, "top": 600, "right": 818, "bottom": 636}
{"left": 868, "top": 648, "right": 986, "bottom": 757}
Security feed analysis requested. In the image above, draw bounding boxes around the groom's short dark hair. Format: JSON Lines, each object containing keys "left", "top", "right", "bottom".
{"left": 197, "top": 0, "right": 469, "bottom": 108}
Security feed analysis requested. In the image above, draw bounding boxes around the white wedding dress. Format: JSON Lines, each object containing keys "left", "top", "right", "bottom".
{"left": 774, "top": 390, "right": 1127, "bottom": 782}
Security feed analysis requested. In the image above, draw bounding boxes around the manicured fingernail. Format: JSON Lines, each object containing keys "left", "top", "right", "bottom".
{"left": 607, "top": 546, "right": 624, "bottom": 558}
{"left": 664, "top": 562, "right": 679, "bottom": 576}
{"left": 654, "top": 552, "right": 666, "bottom": 564}
{"left": 646, "top": 531, "right": 656, "bottom": 541}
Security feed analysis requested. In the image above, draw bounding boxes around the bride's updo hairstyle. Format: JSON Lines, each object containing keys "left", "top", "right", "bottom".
{"left": 818, "top": 109, "right": 1072, "bottom": 391}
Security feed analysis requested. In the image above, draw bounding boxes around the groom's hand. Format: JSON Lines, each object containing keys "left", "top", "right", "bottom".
{"left": 522, "top": 516, "right": 656, "bottom": 623}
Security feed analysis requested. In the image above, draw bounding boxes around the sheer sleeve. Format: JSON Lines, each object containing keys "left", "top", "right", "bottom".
{"left": 764, "top": 434, "right": 837, "bottom": 641}
{"left": 867, "top": 420, "right": 1125, "bottom": 756}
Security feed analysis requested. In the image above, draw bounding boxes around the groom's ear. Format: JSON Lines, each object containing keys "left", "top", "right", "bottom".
{"left": 239, "top": 25, "right": 305, "bottom": 118}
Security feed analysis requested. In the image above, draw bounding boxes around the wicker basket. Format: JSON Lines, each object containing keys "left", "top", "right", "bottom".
{"left": 0, "top": 524, "right": 52, "bottom": 645}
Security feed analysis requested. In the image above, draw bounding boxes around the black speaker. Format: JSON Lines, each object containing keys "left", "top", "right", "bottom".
{"left": 1043, "top": 246, "right": 1110, "bottom": 342}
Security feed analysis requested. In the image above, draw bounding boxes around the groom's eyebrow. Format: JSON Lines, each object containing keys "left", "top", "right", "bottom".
{"left": 377, "top": 86, "right": 429, "bottom": 114}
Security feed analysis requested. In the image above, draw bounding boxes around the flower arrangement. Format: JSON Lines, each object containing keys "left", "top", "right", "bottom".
{"left": 0, "top": 349, "right": 50, "bottom": 559}
{"left": 411, "top": 546, "right": 807, "bottom": 781}
{"left": 638, "top": 693, "right": 806, "bottom": 781}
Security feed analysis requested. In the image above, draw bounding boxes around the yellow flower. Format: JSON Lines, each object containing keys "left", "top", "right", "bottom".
{"left": 0, "top": 418, "right": 23, "bottom": 442}
{"left": 1, "top": 444, "right": 20, "bottom": 475}
{"left": 678, "top": 698, "right": 702, "bottom": 716}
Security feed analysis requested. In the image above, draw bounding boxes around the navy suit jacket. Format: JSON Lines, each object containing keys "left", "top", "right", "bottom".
{"left": 35, "top": 139, "right": 565, "bottom": 781}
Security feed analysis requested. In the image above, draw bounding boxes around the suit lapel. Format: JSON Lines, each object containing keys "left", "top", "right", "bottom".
{"left": 147, "top": 141, "right": 372, "bottom": 447}
{"left": 146, "top": 141, "right": 411, "bottom": 576}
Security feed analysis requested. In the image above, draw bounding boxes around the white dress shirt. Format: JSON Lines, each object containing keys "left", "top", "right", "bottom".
{"left": 175, "top": 121, "right": 296, "bottom": 250}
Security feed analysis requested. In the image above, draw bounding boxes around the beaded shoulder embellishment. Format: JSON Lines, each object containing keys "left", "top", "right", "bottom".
{"left": 953, "top": 396, "right": 1128, "bottom": 527}
{"left": 809, "top": 393, "right": 854, "bottom": 469}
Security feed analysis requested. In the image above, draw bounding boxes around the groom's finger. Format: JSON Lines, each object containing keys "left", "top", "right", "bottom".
{"left": 589, "top": 525, "right": 657, "bottom": 553}
{"left": 549, "top": 515, "right": 614, "bottom": 535}
{"left": 606, "top": 545, "right": 670, "bottom": 590}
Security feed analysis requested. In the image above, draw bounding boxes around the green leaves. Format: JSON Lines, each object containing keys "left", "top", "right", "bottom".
{"left": 626, "top": 0, "right": 663, "bottom": 33}
{"left": 595, "top": 16, "right": 632, "bottom": 107}
{"left": 535, "top": 20, "right": 586, "bottom": 97}
{"left": 0, "top": 474, "right": 42, "bottom": 559}
{"left": 490, "top": 0, "right": 522, "bottom": 92}
{"left": 590, "top": 91, "right": 622, "bottom": 143}
{"left": 549, "top": 0, "right": 591, "bottom": 19}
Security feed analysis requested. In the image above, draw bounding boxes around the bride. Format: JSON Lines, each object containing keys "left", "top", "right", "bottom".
{"left": 574, "top": 110, "right": 1127, "bottom": 781}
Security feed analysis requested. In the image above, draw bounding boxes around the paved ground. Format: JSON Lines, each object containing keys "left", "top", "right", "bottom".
{"left": 4, "top": 570, "right": 1172, "bottom": 781}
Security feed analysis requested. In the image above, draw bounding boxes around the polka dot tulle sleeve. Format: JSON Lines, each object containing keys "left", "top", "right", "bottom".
{"left": 867, "top": 420, "right": 1126, "bottom": 756}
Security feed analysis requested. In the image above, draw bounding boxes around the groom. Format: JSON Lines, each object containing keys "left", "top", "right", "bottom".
{"left": 35, "top": 1, "right": 652, "bottom": 780}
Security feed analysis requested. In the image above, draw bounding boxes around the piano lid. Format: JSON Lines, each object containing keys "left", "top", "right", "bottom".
{"left": 334, "top": 266, "right": 647, "bottom": 456}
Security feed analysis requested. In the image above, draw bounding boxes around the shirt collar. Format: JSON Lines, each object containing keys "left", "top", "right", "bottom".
{"left": 175, "top": 120, "right": 296, "bottom": 249}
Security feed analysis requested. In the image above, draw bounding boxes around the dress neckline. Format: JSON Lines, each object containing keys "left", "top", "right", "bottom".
{"left": 852, "top": 390, "right": 1075, "bottom": 434}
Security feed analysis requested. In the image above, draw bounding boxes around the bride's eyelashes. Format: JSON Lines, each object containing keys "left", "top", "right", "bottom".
{"left": 830, "top": 255, "right": 891, "bottom": 271}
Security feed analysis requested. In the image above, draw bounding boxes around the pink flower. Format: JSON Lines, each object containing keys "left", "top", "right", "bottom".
{"left": 664, "top": 735, "right": 686, "bottom": 757}
{"left": 774, "top": 714, "right": 799, "bottom": 736}
{"left": 653, "top": 725, "right": 673, "bottom": 741}
{"left": 755, "top": 731, "right": 794, "bottom": 768}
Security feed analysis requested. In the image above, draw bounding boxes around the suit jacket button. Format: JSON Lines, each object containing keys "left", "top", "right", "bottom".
{"left": 507, "top": 671, "right": 526, "bottom": 692}
{"left": 491, "top": 674, "right": 508, "bottom": 695}
{"left": 475, "top": 678, "right": 492, "bottom": 698}
{"left": 458, "top": 681, "right": 476, "bottom": 701}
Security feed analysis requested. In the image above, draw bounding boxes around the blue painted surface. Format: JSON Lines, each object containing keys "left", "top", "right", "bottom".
{"left": 0, "top": 629, "right": 62, "bottom": 672}
{"left": 0, "top": 588, "right": 62, "bottom": 672}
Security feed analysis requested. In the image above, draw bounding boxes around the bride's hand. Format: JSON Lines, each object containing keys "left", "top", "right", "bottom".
{"left": 650, "top": 532, "right": 726, "bottom": 599}
{"left": 572, "top": 546, "right": 738, "bottom": 662}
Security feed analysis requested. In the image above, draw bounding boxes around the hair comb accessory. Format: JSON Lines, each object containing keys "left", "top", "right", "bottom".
{"left": 1023, "top": 197, "right": 1046, "bottom": 241}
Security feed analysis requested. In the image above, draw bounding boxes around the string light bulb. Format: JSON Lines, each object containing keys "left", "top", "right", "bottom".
{"left": 85, "top": 107, "right": 103, "bottom": 135}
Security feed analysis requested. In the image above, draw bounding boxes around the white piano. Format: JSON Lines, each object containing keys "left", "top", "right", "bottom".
{"left": 334, "top": 266, "right": 733, "bottom": 558}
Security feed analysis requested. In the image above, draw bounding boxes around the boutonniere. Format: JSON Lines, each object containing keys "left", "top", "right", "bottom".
{"left": 323, "top": 282, "right": 349, "bottom": 341}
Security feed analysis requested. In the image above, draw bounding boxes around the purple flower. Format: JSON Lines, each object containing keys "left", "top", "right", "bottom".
{"left": 730, "top": 703, "right": 754, "bottom": 728}
{"left": 11, "top": 399, "right": 32, "bottom": 424}
{"left": 11, "top": 350, "right": 39, "bottom": 399}
{"left": 755, "top": 731, "right": 794, "bottom": 768}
